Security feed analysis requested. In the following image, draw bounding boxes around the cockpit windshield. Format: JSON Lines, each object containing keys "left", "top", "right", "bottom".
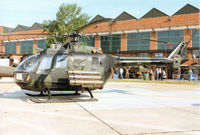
{"left": 36, "top": 56, "right": 53, "bottom": 74}
{"left": 15, "top": 54, "right": 40, "bottom": 72}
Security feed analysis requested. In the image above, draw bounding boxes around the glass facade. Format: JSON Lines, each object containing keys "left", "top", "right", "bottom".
{"left": 157, "top": 30, "right": 184, "bottom": 50}
{"left": 37, "top": 40, "right": 46, "bottom": 49}
{"left": 127, "top": 32, "right": 150, "bottom": 51}
{"left": 20, "top": 41, "right": 33, "bottom": 54}
{"left": 192, "top": 29, "right": 200, "bottom": 48}
{"left": 140, "top": 53, "right": 148, "bottom": 57}
{"left": 100, "top": 34, "right": 121, "bottom": 52}
{"left": 155, "top": 53, "right": 163, "bottom": 58}
{"left": 193, "top": 51, "right": 200, "bottom": 58}
{"left": 182, "top": 51, "right": 187, "bottom": 58}
{"left": 79, "top": 36, "right": 95, "bottom": 47}
{"left": 5, "top": 42, "right": 16, "bottom": 54}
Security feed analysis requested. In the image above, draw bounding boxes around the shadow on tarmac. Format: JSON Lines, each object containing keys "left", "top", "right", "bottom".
{"left": 0, "top": 89, "right": 92, "bottom": 103}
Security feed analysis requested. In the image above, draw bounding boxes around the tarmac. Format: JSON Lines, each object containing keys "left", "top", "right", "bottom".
{"left": 0, "top": 78, "right": 200, "bottom": 135}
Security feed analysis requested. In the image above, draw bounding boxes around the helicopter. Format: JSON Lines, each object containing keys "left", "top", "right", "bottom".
{"left": 0, "top": 29, "right": 197, "bottom": 103}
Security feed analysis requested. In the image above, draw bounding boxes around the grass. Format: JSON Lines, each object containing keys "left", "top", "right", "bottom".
{"left": 108, "top": 79, "right": 200, "bottom": 85}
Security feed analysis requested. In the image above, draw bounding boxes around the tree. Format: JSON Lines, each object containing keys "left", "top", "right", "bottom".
{"left": 43, "top": 3, "right": 90, "bottom": 46}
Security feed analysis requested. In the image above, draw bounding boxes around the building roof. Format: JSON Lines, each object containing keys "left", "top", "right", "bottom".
{"left": 12, "top": 25, "right": 30, "bottom": 32}
{"left": 3, "top": 27, "right": 13, "bottom": 33}
{"left": 114, "top": 11, "right": 137, "bottom": 21}
{"left": 173, "top": 4, "right": 200, "bottom": 16}
{"left": 141, "top": 8, "right": 168, "bottom": 19}
{"left": 29, "top": 22, "right": 43, "bottom": 30}
{"left": 78, "top": 15, "right": 113, "bottom": 32}
{"left": 90, "top": 15, "right": 105, "bottom": 23}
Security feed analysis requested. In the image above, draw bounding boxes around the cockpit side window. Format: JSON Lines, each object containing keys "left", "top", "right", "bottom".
{"left": 55, "top": 55, "right": 67, "bottom": 69}
{"left": 15, "top": 54, "right": 39, "bottom": 72}
{"left": 36, "top": 56, "right": 53, "bottom": 74}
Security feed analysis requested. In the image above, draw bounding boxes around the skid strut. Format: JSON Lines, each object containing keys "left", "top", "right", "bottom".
{"left": 86, "top": 89, "right": 94, "bottom": 98}
{"left": 47, "top": 89, "right": 51, "bottom": 100}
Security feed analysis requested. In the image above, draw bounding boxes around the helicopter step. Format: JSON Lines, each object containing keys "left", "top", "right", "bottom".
{"left": 68, "top": 70, "right": 104, "bottom": 89}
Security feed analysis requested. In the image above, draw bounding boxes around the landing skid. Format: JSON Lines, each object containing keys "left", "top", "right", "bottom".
{"left": 29, "top": 97, "right": 97, "bottom": 103}
{"left": 28, "top": 89, "right": 96, "bottom": 103}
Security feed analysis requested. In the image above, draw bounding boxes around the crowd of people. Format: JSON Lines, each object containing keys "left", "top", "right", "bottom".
{"left": 113, "top": 68, "right": 124, "bottom": 79}
{"left": 112, "top": 66, "right": 196, "bottom": 81}
{"left": 174, "top": 67, "right": 195, "bottom": 81}
{"left": 112, "top": 67, "right": 167, "bottom": 80}
{"left": 155, "top": 67, "right": 166, "bottom": 81}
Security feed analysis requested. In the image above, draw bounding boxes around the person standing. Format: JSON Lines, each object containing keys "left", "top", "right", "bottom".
{"left": 125, "top": 66, "right": 130, "bottom": 79}
{"left": 160, "top": 69, "right": 166, "bottom": 81}
{"left": 160, "top": 69, "right": 164, "bottom": 81}
{"left": 149, "top": 68, "right": 154, "bottom": 80}
{"left": 188, "top": 68, "right": 193, "bottom": 81}
{"left": 119, "top": 68, "right": 124, "bottom": 79}
{"left": 111, "top": 68, "right": 114, "bottom": 79}
{"left": 158, "top": 67, "right": 162, "bottom": 80}
{"left": 113, "top": 68, "right": 118, "bottom": 79}
{"left": 177, "top": 68, "right": 181, "bottom": 80}
{"left": 163, "top": 69, "right": 166, "bottom": 79}
{"left": 156, "top": 68, "right": 159, "bottom": 80}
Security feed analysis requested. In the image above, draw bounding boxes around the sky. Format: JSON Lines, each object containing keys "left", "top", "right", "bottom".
{"left": 0, "top": 0, "right": 199, "bottom": 28}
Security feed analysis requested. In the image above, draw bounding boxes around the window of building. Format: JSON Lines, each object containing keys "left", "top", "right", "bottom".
{"left": 192, "top": 29, "right": 200, "bottom": 48}
{"left": 140, "top": 53, "right": 148, "bottom": 57}
{"left": 127, "top": 32, "right": 150, "bottom": 51}
{"left": 20, "top": 41, "right": 33, "bottom": 54}
{"left": 155, "top": 53, "right": 163, "bottom": 58}
{"left": 79, "top": 36, "right": 95, "bottom": 47}
{"left": 36, "top": 56, "right": 53, "bottom": 74}
{"left": 193, "top": 51, "right": 200, "bottom": 58}
{"left": 157, "top": 30, "right": 184, "bottom": 50}
{"left": 182, "top": 51, "right": 187, "bottom": 59}
{"left": 5, "top": 42, "right": 16, "bottom": 54}
{"left": 100, "top": 34, "right": 121, "bottom": 52}
{"left": 37, "top": 40, "right": 47, "bottom": 49}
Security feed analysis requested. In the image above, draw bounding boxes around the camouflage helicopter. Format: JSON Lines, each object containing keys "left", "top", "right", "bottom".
{"left": 0, "top": 30, "right": 197, "bottom": 102}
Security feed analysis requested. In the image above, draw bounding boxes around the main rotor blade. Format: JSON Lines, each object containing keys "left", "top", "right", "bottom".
{"left": 0, "top": 33, "right": 49, "bottom": 36}
{"left": 63, "top": 37, "right": 73, "bottom": 45}
{"left": 0, "top": 33, "right": 69, "bottom": 36}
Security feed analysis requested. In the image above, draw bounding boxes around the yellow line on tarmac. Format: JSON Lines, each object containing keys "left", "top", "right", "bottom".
{"left": 94, "top": 92, "right": 200, "bottom": 99}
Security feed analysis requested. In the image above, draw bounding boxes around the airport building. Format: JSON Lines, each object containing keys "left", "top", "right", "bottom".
{"left": 78, "top": 4, "right": 199, "bottom": 61}
{"left": 0, "top": 23, "right": 46, "bottom": 63}
{"left": 0, "top": 4, "right": 199, "bottom": 78}
{"left": 78, "top": 4, "right": 200, "bottom": 79}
